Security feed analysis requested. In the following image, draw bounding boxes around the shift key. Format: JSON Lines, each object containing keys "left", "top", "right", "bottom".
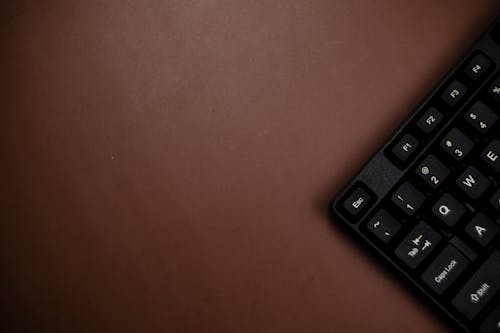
{"left": 452, "top": 252, "right": 500, "bottom": 320}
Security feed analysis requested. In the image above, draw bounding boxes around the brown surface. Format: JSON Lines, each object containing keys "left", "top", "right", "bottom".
{"left": 1, "top": 1, "right": 499, "bottom": 332}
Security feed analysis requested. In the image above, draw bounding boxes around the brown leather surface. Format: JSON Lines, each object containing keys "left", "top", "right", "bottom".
{"left": 1, "top": 1, "right": 499, "bottom": 332}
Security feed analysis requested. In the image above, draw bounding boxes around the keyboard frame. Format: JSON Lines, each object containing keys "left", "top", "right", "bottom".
{"left": 330, "top": 16, "right": 500, "bottom": 333}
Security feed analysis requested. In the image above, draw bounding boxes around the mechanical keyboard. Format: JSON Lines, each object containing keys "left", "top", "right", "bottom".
{"left": 330, "top": 16, "right": 500, "bottom": 333}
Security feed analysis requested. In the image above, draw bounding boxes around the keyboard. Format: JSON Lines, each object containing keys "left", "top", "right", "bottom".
{"left": 330, "top": 17, "right": 500, "bottom": 333}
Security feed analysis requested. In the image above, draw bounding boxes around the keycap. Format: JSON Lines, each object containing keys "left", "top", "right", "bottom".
{"left": 391, "top": 182, "right": 426, "bottom": 216}
{"left": 391, "top": 134, "right": 419, "bottom": 163}
{"left": 481, "top": 140, "right": 500, "bottom": 173}
{"left": 395, "top": 221, "right": 442, "bottom": 270}
{"left": 480, "top": 303, "right": 500, "bottom": 333}
{"left": 431, "top": 193, "right": 466, "bottom": 227}
{"left": 416, "top": 108, "right": 444, "bottom": 134}
{"left": 365, "top": 209, "right": 401, "bottom": 244}
{"left": 415, "top": 155, "right": 450, "bottom": 188}
{"left": 422, "top": 245, "right": 469, "bottom": 295}
{"left": 465, "top": 101, "right": 498, "bottom": 134}
{"left": 464, "top": 53, "right": 492, "bottom": 81}
{"left": 341, "top": 185, "right": 374, "bottom": 220}
{"left": 441, "top": 80, "right": 467, "bottom": 107}
{"left": 488, "top": 77, "right": 500, "bottom": 103}
{"left": 465, "top": 213, "right": 499, "bottom": 247}
{"left": 440, "top": 128, "right": 474, "bottom": 162}
{"left": 456, "top": 166, "right": 490, "bottom": 199}
{"left": 452, "top": 252, "right": 500, "bottom": 320}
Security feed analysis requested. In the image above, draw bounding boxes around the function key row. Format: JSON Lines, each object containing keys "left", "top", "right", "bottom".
{"left": 387, "top": 52, "right": 496, "bottom": 168}
{"left": 390, "top": 98, "right": 499, "bottom": 168}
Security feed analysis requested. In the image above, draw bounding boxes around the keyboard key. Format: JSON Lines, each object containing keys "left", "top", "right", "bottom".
{"left": 452, "top": 252, "right": 500, "bottom": 320}
{"left": 464, "top": 53, "right": 492, "bottom": 81}
{"left": 391, "top": 182, "right": 426, "bottom": 216}
{"left": 395, "top": 221, "right": 442, "bottom": 270}
{"left": 365, "top": 209, "right": 401, "bottom": 244}
{"left": 441, "top": 80, "right": 467, "bottom": 107}
{"left": 431, "top": 193, "right": 466, "bottom": 227}
{"left": 465, "top": 101, "right": 498, "bottom": 134}
{"left": 488, "top": 77, "right": 500, "bottom": 104}
{"left": 341, "top": 185, "right": 374, "bottom": 220}
{"left": 415, "top": 155, "right": 450, "bottom": 188}
{"left": 490, "top": 189, "right": 500, "bottom": 213}
{"left": 422, "top": 245, "right": 470, "bottom": 295}
{"left": 391, "top": 134, "right": 419, "bottom": 163}
{"left": 465, "top": 213, "right": 499, "bottom": 247}
{"left": 416, "top": 108, "right": 444, "bottom": 134}
{"left": 440, "top": 128, "right": 474, "bottom": 162}
{"left": 480, "top": 303, "right": 500, "bottom": 333}
{"left": 481, "top": 140, "right": 500, "bottom": 173}
{"left": 456, "top": 166, "right": 490, "bottom": 199}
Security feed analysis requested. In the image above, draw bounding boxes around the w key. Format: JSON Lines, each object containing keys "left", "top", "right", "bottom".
{"left": 456, "top": 166, "right": 491, "bottom": 199}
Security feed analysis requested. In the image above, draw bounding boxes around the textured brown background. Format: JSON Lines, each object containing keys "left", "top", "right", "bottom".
{"left": 1, "top": 1, "right": 499, "bottom": 332}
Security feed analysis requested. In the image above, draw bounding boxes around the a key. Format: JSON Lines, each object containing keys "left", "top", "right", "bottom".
{"left": 465, "top": 213, "right": 499, "bottom": 247}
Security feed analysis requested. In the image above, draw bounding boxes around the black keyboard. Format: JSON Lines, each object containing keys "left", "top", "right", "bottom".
{"left": 330, "top": 17, "right": 500, "bottom": 333}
